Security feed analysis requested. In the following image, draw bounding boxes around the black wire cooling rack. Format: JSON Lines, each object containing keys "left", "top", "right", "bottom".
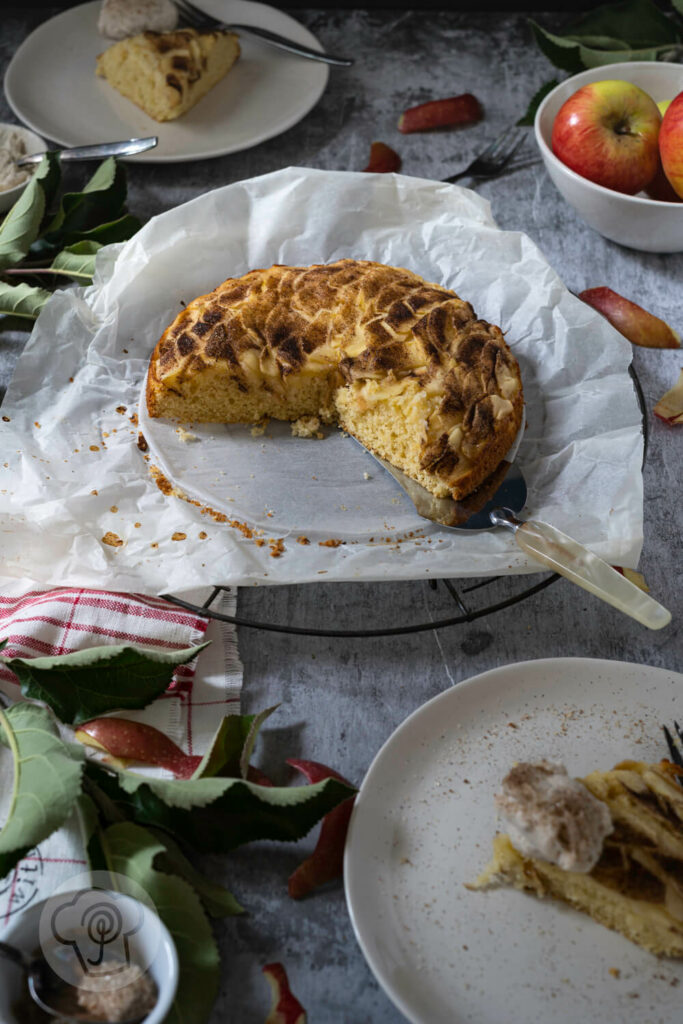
{"left": 161, "top": 366, "right": 648, "bottom": 638}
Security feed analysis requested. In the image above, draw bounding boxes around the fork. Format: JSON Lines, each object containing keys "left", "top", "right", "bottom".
{"left": 172, "top": 0, "right": 353, "bottom": 66}
{"left": 442, "top": 124, "right": 527, "bottom": 184}
{"left": 663, "top": 721, "right": 683, "bottom": 768}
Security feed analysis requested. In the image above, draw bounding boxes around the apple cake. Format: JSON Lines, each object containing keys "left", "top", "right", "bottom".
{"left": 95, "top": 27, "right": 240, "bottom": 122}
{"left": 146, "top": 259, "right": 524, "bottom": 502}
{"left": 470, "top": 759, "right": 683, "bottom": 956}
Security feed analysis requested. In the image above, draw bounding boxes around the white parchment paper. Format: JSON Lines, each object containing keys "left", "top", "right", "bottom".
{"left": 0, "top": 168, "right": 644, "bottom": 593}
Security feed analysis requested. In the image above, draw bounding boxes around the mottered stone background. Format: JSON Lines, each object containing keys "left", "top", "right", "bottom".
{"left": 1, "top": 8, "right": 682, "bottom": 1022}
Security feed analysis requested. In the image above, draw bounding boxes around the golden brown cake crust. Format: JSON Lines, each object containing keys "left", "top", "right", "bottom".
{"left": 146, "top": 259, "right": 524, "bottom": 501}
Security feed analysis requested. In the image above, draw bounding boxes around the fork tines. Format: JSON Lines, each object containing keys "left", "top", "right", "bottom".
{"left": 174, "top": 0, "right": 220, "bottom": 32}
{"left": 663, "top": 721, "right": 683, "bottom": 768}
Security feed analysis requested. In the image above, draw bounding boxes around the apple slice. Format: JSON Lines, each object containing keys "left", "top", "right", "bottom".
{"left": 612, "top": 566, "right": 649, "bottom": 592}
{"left": 262, "top": 963, "right": 307, "bottom": 1024}
{"left": 286, "top": 759, "right": 356, "bottom": 900}
{"left": 578, "top": 287, "right": 681, "bottom": 349}
{"left": 398, "top": 94, "right": 482, "bottom": 133}
{"left": 363, "top": 141, "right": 401, "bottom": 173}
{"left": 654, "top": 368, "right": 683, "bottom": 425}
{"left": 75, "top": 717, "right": 202, "bottom": 779}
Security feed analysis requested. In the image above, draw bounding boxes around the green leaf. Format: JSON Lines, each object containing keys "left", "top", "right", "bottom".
{"left": 0, "top": 280, "right": 52, "bottom": 320}
{"left": 0, "top": 153, "right": 60, "bottom": 272}
{"left": 239, "top": 704, "right": 279, "bottom": 780}
{"left": 192, "top": 714, "right": 254, "bottom": 780}
{"left": 529, "top": 20, "right": 591, "bottom": 73}
{"left": 74, "top": 212, "right": 141, "bottom": 246}
{"left": 1, "top": 642, "right": 210, "bottom": 725}
{"left": 88, "top": 760, "right": 356, "bottom": 854}
{"left": 50, "top": 240, "right": 102, "bottom": 281}
{"left": 103, "top": 822, "right": 220, "bottom": 1024}
{"left": 0, "top": 703, "right": 84, "bottom": 879}
{"left": 148, "top": 829, "right": 244, "bottom": 916}
{"left": 44, "top": 157, "right": 127, "bottom": 244}
{"left": 517, "top": 79, "right": 559, "bottom": 126}
{"left": 569, "top": 0, "right": 681, "bottom": 46}
{"left": 672, "top": 0, "right": 683, "bottom": 16}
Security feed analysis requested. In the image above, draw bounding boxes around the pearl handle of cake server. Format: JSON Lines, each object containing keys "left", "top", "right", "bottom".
{"left": 489, "top": 509, "right": 672, "bottom": 630}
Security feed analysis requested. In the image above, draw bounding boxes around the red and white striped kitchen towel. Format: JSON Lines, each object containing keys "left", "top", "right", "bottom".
{"left": 0, "top": 580, "right": 243, "bottom": 930}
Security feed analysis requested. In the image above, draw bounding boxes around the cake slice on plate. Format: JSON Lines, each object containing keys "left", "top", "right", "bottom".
{"left": 469, "top": 759, "right": 683, "bottom": 956}
{"left": 96, "top": 27, "right": 240, "bottom": 122}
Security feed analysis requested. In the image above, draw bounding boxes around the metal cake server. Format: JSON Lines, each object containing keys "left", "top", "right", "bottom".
{"left": 357, "top": 422, "right": 671, "bottom": 631}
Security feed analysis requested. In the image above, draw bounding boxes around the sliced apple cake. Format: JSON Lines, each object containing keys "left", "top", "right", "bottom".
{"left": 470, "top": 759, "right": 683, "bottom": 957}
{"left": 146, "top": 259, "right": 524, "bottom": 502}
{"left": 96, "top": 27, "right": 240, "bottom": 122}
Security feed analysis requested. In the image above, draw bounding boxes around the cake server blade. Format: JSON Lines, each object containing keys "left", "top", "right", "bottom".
{"left": 355, "top": 445, "right": 671, "bottom": 631}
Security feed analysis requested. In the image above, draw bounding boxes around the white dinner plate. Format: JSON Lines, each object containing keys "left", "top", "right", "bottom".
{"left": 344, "top": 657, "right": 683, "bottom": 1024}
{"left": 4, "top": 0, "right": 329, "bottom": 163}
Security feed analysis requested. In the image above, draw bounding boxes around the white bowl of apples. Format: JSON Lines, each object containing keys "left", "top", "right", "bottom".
{"left": 534, "top": 61, "right": 683, "bottom": 252}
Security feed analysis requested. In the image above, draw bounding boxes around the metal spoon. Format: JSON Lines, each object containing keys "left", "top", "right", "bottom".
{"left": 0, "top": 939, "right": 147, "bottom": 1024}
{"left": 356, "top": 429, "right": 671, "bottom": 631}
{"left": 16, "top": 136, "right": 158, "bottom": 167}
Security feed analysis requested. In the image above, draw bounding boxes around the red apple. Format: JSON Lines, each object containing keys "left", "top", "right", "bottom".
{"left": 659, "top": 91, "right": 683, "bottom": 199}
{"left": 551, "top": 80, "right": 661, "bottom": 194}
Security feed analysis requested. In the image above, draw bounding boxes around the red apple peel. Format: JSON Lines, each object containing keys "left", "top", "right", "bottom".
{"left": 363, "top": 141, "right": 401, "bottom": 173}
{"left": 75, "top": 718, "right": 202, "bottom": 779}
{"left": 262, "top": 962, "right": 307, "bottom": 1024}
{"left": 654, "top": 368, "right": 683, "bottom": 425}
{"left": 398, "top": 94, "right": 482, "bottom": 133}
{"left": 579, "top": 287, "right": 680, "bottom": 350}
{"left": 286, "top": 758, "right": 356, "bottom": 900}
{"left": 247, "top": 765, "right": 275, "bottom": 786}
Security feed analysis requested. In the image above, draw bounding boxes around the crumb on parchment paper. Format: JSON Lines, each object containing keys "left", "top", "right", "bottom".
{"left": 176, "top": 426, "right": 199, "bottom": 443}
{"left": 291, "top": 416, "right": 323, "bottom": 439}
{"left": 102, "top": 531, "right": 123, "bottom": 548}
{"left": 250, "top": 418, "right": 268, "bottom": 437}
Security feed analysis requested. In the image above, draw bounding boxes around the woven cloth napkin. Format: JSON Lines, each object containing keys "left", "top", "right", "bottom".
{"left": 0, "top": 580, "right": 243, "bottom": 932}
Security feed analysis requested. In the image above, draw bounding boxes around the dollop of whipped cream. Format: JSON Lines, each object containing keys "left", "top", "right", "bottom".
{"left": 98, "top": 0, "right": 178, "bottom": 39}
{"left": 495, "top": 760, "right": 613, "bottom": 873}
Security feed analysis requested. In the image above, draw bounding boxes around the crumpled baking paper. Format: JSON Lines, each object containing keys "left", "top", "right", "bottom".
{"left": 0, "top": 168, "right": 643, "bottom": 594}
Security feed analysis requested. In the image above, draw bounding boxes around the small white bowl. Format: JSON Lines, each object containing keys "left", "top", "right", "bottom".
{"left": 534, "top": 61, "right": 683, "bottom": 252}
{"left": 0, "top": 889, "right": 179, "bottom": 1024}
{"left": 0, "top": 122, "right": 46, "bottom": 214}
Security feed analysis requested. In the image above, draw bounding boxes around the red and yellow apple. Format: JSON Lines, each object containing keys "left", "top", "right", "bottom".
{"left": 659, "top": 91, "right": 683, "bottom": 199}
{"left": 552, "top": 80, "right": 662, "bottom": 194}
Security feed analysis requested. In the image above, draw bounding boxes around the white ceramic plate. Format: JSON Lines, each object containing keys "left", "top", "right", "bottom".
{"left": 3, "top": 0, "right": 329, "bottom": 163}
{"left": 344, "top": 657, "right": 683, "bottom": 1024}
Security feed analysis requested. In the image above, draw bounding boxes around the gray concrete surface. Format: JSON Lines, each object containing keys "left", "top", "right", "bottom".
{"left": 1, "top": 8, "right": 681, "bottom": 1022}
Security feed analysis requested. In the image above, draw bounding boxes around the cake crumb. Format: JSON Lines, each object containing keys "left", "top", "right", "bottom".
{"left": 198, "top": 531, "right": 207, "bottom": 539}
{"left": 116, "top": 406, "right": 126, "bottom": 414}
{"left": 176, "top": 426, "right": 199, "bottom": 443}
{"left": 102, "top": 531, "right": 123, "bottom": 548}
{"left": 110, "top": 505, "right": 119, "bottom": 513}
{"left": 137, "top": 432, "right": 149, "bottom": 453}
{"left": 90, "top": 445, "right": 100, "bottom": 452}
{"left": 297, "top": 536, "right": 310, "bottom": 545}
{"left": 91, "top": 489, "right": 98, "bottom": 496}
{"left": 319, "top": 538, "right": 343, "bottom": 548}
{"left": 269, "top": 538, "right": 285, "bottom": 558}
{"left": 171, "top": 532, "right": 186, "bottom": 541}
{"left": 363, "top": 472, "right": 371, "bottom": 480}
{"left": 291, "top": 415, "right": 323, "bottom": 439}
{"left": 250, "top": 418, "right": 268, "bottom": 437}
{"left": 609, "top": 968, "right": 621, "bottom": 979}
